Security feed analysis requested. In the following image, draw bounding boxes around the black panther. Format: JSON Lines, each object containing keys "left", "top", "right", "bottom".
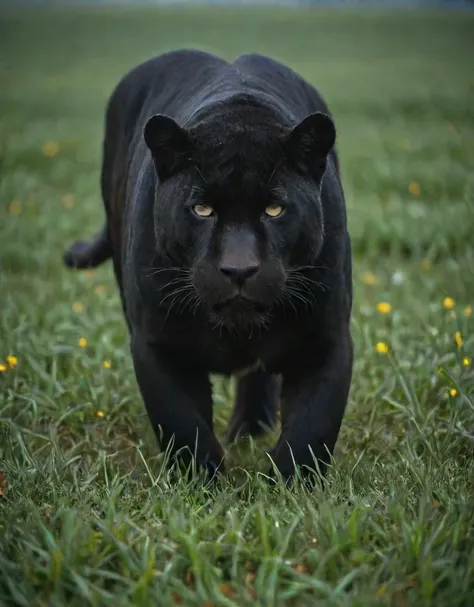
{"left": 64, "top": 50, "right": 353, "bottom": 481}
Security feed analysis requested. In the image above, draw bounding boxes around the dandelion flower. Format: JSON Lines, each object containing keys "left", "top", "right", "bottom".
{"left": 377, "top": 302, "right": 392, "bottom": 315}
{"left": 462, "top": 357, "right": 471, "bottom": 367}
{"left": 443, "top": 297, "right": 455, "bottom": 310}
{"left": 103, "top": 360, "right": 112, "bottom": 369}
{"left": 454, "top": 331, "right": 463, "bottom": 348}
{"left": 96, "top": 411, "right": 105, "bottom": 418}
{"left": 6, "top": 356, "right": 17, "bottom": 368}
{"left": 9, "top": 201, "right": 22, "bottom": 215}
{"left": 465, "top": 306, "right": 472, "bottom": 317}
{"left": 78, "top": 337, "right": 87, "bottom": 348}
{"left": 72, "top": 302, "right": 84, "bottom": 313}
{"left": 408, "top": 182, "right": 420, "bottom": 196}
{"left": 449, "top": 388, "right": 457, "bottom": 397}
{"left": 0, "top": 364, "right": 7, "bottom": 373}
{"left": 362, "top": 271, "right": 377, "bottom": 286}
{"left": 376, "top": 342, "right": 389, "bottom": 354}
{"left": 42, "top": 141, "right": 60, "bottom": 157}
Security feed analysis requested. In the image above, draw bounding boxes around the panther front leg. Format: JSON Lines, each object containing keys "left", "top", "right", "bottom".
{"left": 270, "top": 329, "right": 353, "bottom": 481}
{"left": 225, "top": 367, "right": 280, "bottom": 444}
{"left": 131, "top": 333, "right": 224, "bottom": 476}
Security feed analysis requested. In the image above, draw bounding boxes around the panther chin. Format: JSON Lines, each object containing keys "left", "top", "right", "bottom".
{"left": 209, "top": 295, "right": 270, "bottom": 333}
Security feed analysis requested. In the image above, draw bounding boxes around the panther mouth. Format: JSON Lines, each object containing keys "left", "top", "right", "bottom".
{"left": 212, "top": 295, "right": 268, "bottom": 315}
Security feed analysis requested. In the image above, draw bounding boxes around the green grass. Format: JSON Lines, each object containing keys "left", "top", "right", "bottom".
{"left": 1, "top": 7, "right": 474, "bottom": 606}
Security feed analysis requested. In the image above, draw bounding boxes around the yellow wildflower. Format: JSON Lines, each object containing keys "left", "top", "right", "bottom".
{"left": 408, "top": 182, "right": 420, "bottom": 196}
{"left": 397, "top": 139, "right": 411, "bottom": 151}
{"left": 420, "top": 258, "right": 432, "bottom": 270}
{"left": 103, "top": 360, "right": 112, "bottom": 369}
{"left": 443, "top": 297, "right": 455, "bottom": 310}
{"left": 376, "top": 342, "right": 389, "bottom": 354}
{"left": 62, "top": 194, "right": 75, "bottom": 209}
{"left": 84, "top": 270, "right": 96, "bottom": 280}
{"left": 449, "top": 388, "right": 457, "bottom": 398}
{"left": 462, "top": 357, "right": 471, "bottom": 367}
{"left": 6, "top": 356, "right": 17, "bottom": 368}
{"left": 454, "top": 331, "right": 463, "bottom": 348}
{"left": 96, "top": 411, "right": 105, "bottom": 418}
{"left": 72, "top": 302, "right": 84, "bottom": 313}
{"left": 78, "top": 337, "right": 87, "bottom": 348}
{"left": 464, "top": 306, "right": 472, "bottom": 317}
{"left": 362, "top": 271, "right": 377, "bottom": 286}
{"left": 42, "top": 141, "right": 60, "bottom": 157}
{"left": 9, "top": 201, "right": 22, "bottom": 215}
{"left": 0, "top": 364, "right": 7, "bottom": 373}
{"left": 95, "top": 285, "right": 107, "bottom": 295}
{"left": 377, "top": 302, "right": 392, "bottom": 315}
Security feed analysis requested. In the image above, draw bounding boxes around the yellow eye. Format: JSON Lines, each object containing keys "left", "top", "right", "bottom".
{"left": 193, "top": 204, "right": 214, "bottom": 218}
{"left": 265, "top": 204, "right": 283, "bottom": 218}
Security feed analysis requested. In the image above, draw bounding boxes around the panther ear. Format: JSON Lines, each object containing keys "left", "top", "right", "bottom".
{"left": 285, "top": 112, "right": 336, "bottom": 175}
{"left": 144, "top": 114, "right": 193, "bottom": 180}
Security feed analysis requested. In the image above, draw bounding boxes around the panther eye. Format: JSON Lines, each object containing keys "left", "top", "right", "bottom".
{"left": 264, "top": 204, "right": 284, "bottom": 218}
{"left": 193, "top": 204, "right": 214, "bottom": 218}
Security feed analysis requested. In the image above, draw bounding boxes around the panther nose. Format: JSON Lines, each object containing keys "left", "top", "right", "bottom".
{"left": 219, "top": 263, "right": 260, "bottom": 287}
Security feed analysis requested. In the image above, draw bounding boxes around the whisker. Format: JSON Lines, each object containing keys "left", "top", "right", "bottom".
{"left": 158, "top": 276, "right": 189, "bottom": 292}
{"left": 177, "top": 290, "right": 199, "bottom": 315}
{"left": 143, "top": 266, "right": 192, "bottom": 279}
{"left": 275, "top": 287, "right": 298, "bottom": 318}
{"left": 191, "top": 294, "right": 204, "bottom": 316}
{"left": 288, "top": 274, "right": 329, "bottom": 293}
{"left": 163, "top": 286, "right": 195, "bottom": 322}
{"left": 283, "top": 284, "right": 316, "bottom": 312}
{"left": 288, "top": 263, "right": 334, "bottom": 274}
{"left": 159, "top": 284, "right": 194, "bottom": 307}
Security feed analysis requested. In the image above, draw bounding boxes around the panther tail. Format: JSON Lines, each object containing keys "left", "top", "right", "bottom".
{"left": 63, "top": 224, "right": 112, "bottom": 269}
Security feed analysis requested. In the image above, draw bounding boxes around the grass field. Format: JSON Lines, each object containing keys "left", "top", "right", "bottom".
{"left": 1, "top": 6, "right": 474, "bottom": 606}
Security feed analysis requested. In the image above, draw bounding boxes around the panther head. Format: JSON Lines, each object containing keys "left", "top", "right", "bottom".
{"left": 144, "top": 95, "right": 336, "bottom": 333}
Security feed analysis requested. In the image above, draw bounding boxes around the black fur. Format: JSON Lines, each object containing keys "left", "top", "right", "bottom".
{"left": 64, "top": 50, "right": 353, "bottom": 481}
